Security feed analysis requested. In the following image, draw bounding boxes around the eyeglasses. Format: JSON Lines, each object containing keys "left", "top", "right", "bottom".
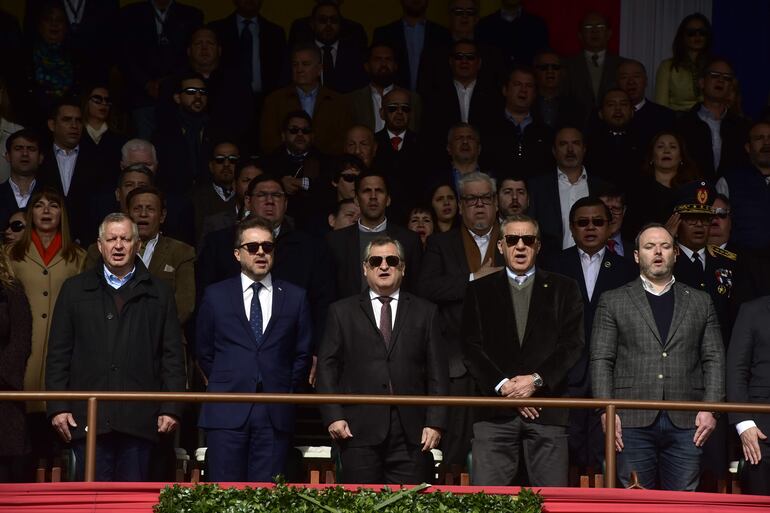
{"left": 252, "top": 191, "right": 286, "bottom": 201}
{"left": 713, "top": 208, "right": 730, "bottom": 219}
{"left": 287, "top": 127, "right": 313, "bottom": 135}
{"left": 213, "top": 155, "right": 240, "bottom": 164}
{"left": 181, "top": 87, "right": 208, "bottom": 96}
{"left": 89, "top": 94, "right": 112, "bottom": 106}
{"left": 367, "top": 255, "right": 401, "bottom": 268}
{"left": 239, "top": 241, "right": 275, "bottom": 254}
{"left": 451, "top": 7, "right": 478, "bottom": 16}
{"left": 706, "top": 71, "right": 734, "bottom": 82}
{"left": 461, "top": 193, "right": 494, "bottom": 206}
{"left": 535, "top": 63, "right": 561, "bottom": 71}
{"left": 582, "top": 23, "right": 607, "bottom": 30}
{"left": 452, "top": 52, "right": 478, "bottom": 61}
{"left": 686, "top": 28, "right": 709, "bottom": 37}
{"left": 339, "top": 173, "right": 357, "bottom": 183}
{"left": 682, "top": 215, "right": 713, "bottom": 226}
{"left": 385, "top": 104, "right": 411, "bottom": 114}
{"left": 574, "top": 217, "right": 608, "bottom": 227}
{"left": 8, "top": 220, "right": 25, "bottom": 232}
{"left": 504, "top": 234, "right": 538, "bottom": 247}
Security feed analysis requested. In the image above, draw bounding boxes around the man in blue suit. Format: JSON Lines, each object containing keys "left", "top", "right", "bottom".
{"left": 197, "top": 215, "right": 312, "bottom": 482}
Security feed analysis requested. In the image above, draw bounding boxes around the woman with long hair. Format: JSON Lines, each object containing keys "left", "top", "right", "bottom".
{"left": 655, "top": 13, "right": 712, "bottom": 111}
{"left": 8, "top": 188, "right": 85, "bottom": 477}
{"left": 429, "top": 183, "right": 459, "bottom": 233}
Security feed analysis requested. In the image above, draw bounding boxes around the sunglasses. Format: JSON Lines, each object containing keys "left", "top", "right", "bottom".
{"left": 367, "top": 255, "right": 401, "bottom": 268}
{"left": 287, "top": 127, "right": 313, "bottom": 135}
{"left": 682, "top": 215, "right": 713, "bottom": 225}
{"left": 239, "top": 241, "right": 275, "bottom": 254}
{"left": 713, "top": 208, "right": 730, "bottom": 219}
{"left": 451, "top": 7, "right": 478, "bottom": 16}
{"left": 535, "top": 63, "right": 561, "bottom": 71}
{"left": 213, "top": 154, "right": 239, "bottom": 164}
{"left": 453, "top": 52, "right": 478, "bottom": 61}
{"left": 504, "top": 234, "right": 538, "bottom": 247}
{"left": 582, "top": 23, "right": 607, "bottom": 30}
{"left": 385, "top": 104, "right": 411, "bottom": 114}
{"left": 706, "top": 71, "right": 734, "bottom": 82}
{"left": 686, "top": 28, "right": 709, "bottom": 37}
{"left": 339, "top": 173, "right": 357, "bottom": 183}
{"left": 89, "top": 94, "right": 112, "bottom": 105}
{"left": 574, "top": 217, "right": 608, "bottom": 227}
{"left": 8, "top": 220, "right": 25, "bottom": 232}
{"left": 182, "top": 87, "right": 208, "bottom": 96}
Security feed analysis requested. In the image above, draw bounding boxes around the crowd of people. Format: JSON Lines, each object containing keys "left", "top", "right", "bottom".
{"left": 1, "top": 0, "right": 770, "bottom": 496}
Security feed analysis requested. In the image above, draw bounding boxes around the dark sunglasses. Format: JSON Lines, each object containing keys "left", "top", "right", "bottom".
{"left": 686, "top": 28, "right": 709, "bottom": 37}
{"left": 8, "top": 220, "right": 25, "bottom": 232}
{"left": 713, "top": 208, "right": 730, "bottom": 219}
{"left": 239, "top": 241, "right": 275, "bottom": 254}
{"left": 182, "top": 87, "right": 208, "bottom": 96}
{"left": 287, "top": 127, "right": 313, "bottom": 135}
{"left": 706, "top": 71, "right": 734, "bottom": 82}
{"left": 451, "top": 7, "right": 478, "bottom": 16}
{"left": 574, "top": 217, "right": 608, "bottom": 227}
{"left": 535, "top": 63, "right": 561, "bottom": 71}
{"left": 504, "top": 235, "right": 538, "bottom": 247}
{"left": 385, "top": 104, "right": 411, "bottom": 114}
{"left": 339, "top": 173, "right": 357, "bottom": 183}
{"left": 213, "top": 155, "right": 240, "bottom": 164}
{"left": 452, "top": 52, "right": 478, "bottom": 61}
{"left": 89, "top": 94, "right": 112, "bottom": 106}
{"left": 367, "top": 255, "right": 401, "bottom": 268}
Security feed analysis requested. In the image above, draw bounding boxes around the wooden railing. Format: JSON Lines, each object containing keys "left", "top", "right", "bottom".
{"left": 2, "top": 391, "right": 769, "bottom": 487}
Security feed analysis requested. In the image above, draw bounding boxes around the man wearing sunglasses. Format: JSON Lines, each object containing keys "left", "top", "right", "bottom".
{"left": 462, "top": 214, "right": 584, "bottom": 486}
{"left": 1, "top": 129, "right": 43, "bottom": 233}
{"left": 197, "top": 215, "right": 312, "bottom": 482}
{"left": 191, "top": 142, "right": 239, "bottom": 244}
{"left": 476, "top": 0, "right": 548, "bottom": 70}
{"left": 317, "top": 236, "right": 448, "bottom": 484}
{"left": 532, "top": 50, "right": 585, "bottom": 130}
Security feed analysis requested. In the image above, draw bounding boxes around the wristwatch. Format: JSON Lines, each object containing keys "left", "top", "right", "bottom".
{"left": 532, "top": 373, "right": 544, "bottom": 388}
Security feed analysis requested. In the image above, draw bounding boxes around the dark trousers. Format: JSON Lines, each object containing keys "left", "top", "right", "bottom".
{"left": 742, "top": 438, "right": 770, "bottom": 495}
{"left": 567, "top": 381, "right": 604, "bottom": 469}
{"left": 205, "top": 402, "right": 291, "bottom": 482}
{"left": 339, "top": 407, "right": 432, "bottom": 485}
{"left": 72, "top": 432, "right": 153, "bottom": 482}
{"left": 440, "top": 373, "right": 475, "bottom": 469}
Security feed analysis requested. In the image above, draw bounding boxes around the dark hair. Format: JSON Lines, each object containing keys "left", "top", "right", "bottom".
{"left": 281, "top": 110, "right": 312, "bottom": 132}
{"left": 634, "top": 222, "right": 672, "bottom": 250}
{"left": 331, "top": 154, "right": 366, "bottom": 181}
{"left": 642, "top": 130, "right": 700, "bottom": 186}
{"left": 246, "top": 173, "right": 285, "bottom": 197}
{"left": 579, "top": 11, "right": 610, "bottom": 30}
{"left": 618, "top": 58, "right": 647, "bottom": 76}
{"left": 291, "top": 43, "right": 322, "bottom": 63}
{"left": 10, "top": 188, "right": 81, "bottom": 263}
{"left": 595, "top": 184, "right": 626, "bottom": 205}
{"left": 234, "top": 215, "right": 275, "bottom": 248}
{"left": 406, "top": 205, "right": 437, "bottom": 227}
{"left": 367, "top": 41, "right": 396, "bottom": 60}
{"left": 5, "top": 128, "right": 41, "bottom": 153}
{"left": 187, "top": 26, "right": 219, "bottom": 48}
{"left": 177, "top": 71, "right": 206, "bottom": 92}
{"left": 330, "top": 198, "right": 356, "bottom": 216}
{"left": 126, "top": 185, "right": 166, "bottom": 210}
{"left": 505, "top": 65, "right": 536, "bottom": 84}
{"left": 311, "top": 0, "right": 340, "bottom": 18}
{"left": 354, "top": 170, "right": 389, "bottom": 195}
{"left": 569, "top": 196, "right": 612, "bottom": 224}
{"left": 210, "top": 140, "right": 239, "bottom": 159}
{"left": 451, "top": 38, "right": 478, "bottom": 55}
{"left": 48, "top": 97, "right": 81, "bottom": 121}
{"left": 672, "top": 13, "right": 712, "bottom": 71}
{"left": 235, "top": 157, "right": 264, "bottom": 182}
{"left": 117, "top": 164, "right": 154, "bottom": 188}
{"left": 701, "top": 56, "right": 734, "bottom": 78}
{"left": 600, "top": 87, "right": 631, "bottom": 105}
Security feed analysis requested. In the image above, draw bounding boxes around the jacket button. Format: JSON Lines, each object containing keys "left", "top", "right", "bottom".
{"left": 111, "top": 365, "right": 118, "bottom": 371}
{"left": 41, "top": 313, "right": 47, "bottom": 319}
{"left": 43, "top": 291, "right": 48, "bottom": 296}
{"left": 107, "top": 313, "right": 114, "bottom": 320}
{"left": 657, "top": 374, "right": 664, "bottom": 379}
{"left": 662, "top": 352, "right": 668, "bottom": 358}
{"left": 42, "top": 270, "right": 48, "bottom": 275}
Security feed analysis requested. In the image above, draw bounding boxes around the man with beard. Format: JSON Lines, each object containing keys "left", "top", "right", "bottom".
{"left": 0, "top": 129, "right": 43, "bottom": 232}
{"left": 497, "top": 176, "right": 529, "bottom": 219}
{"left": 347, "top": 43, "right": 422, "bottom": 133}
{"left": 191, "top": 142, "right": 239, "bottom": 244}
{"left": 438, "top": 123, "right": 482, "bottom": 192}
{"left": 591, "top": 223, "right": 724, "bottom": 490}
{"left": 616, "top": 59, "right": 674, "bottom": 151}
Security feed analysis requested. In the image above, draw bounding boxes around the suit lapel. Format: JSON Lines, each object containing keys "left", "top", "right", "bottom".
{"left": 147, "top": 236, "right": 167, "bottom": 275}
{"left": 592, "top": 251, "right": 615, "bottom": 305}
{"left": 493, "top": 272, "right": 519, "bottom": 346}
{"left": 665, "top": 284, "right": 689, "bottom": 347}
{"left": 626, "top": 279, "right": 662, "bottom": 344}
{"left": 521, "top": 271, "right": 547, "bottom": 349}
{"left": 450, "top": 230, "right": 470, "bottom": 275}
{"left": 359, "top": 293, "right": 387, "bottom": 353}
{"left": 567, "top": 248, "right": 589, "bottom": 302}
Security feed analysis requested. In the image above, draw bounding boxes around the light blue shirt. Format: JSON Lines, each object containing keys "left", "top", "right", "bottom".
{"left": 402, "top": 19, "right": 426, "bottom": 91}
{"left": 504, "top": 111, "right": 533, "bottom": 133}
{"left": 505, "top": 265, "right": 536, "bottom": 285}
{"left": 697, "top": 104, "right": 724, "bottom": 171}
{"left": 103, "top": 265, "right": 136, "bottom": 290}
{"left": 296, "top": 86, "right": 319, "bottom": 118}
{"left": 237, "top": 14, "right": 262, "bottom": 93}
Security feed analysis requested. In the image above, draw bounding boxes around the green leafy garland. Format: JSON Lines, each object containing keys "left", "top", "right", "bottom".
{"left": 154, "top": 481, "right": 544, "bottom": 513}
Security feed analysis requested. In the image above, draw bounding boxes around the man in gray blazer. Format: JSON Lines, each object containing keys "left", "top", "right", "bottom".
{"left": 590, "top": 223, "right": 724, "bottom": 491}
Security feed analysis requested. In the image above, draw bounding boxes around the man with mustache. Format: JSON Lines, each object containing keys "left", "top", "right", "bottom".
{"left": 497, "top": 176, "right": 529, "bottom": 219}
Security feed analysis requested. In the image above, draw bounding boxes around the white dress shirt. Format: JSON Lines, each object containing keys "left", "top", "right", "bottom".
{"left": 213, "top": 183, "right": 235, "bottom": 202}
{"left": 358, "top": 217, "right": 387, "bottom": 233}
{"left": 454, "top": 79, "right": 476, "bottom": 123}
{"left": 8, "top": 177, "right": 36, "bottom": 208}
{"left": 579, "top": 247, "right": 605, "bottom": 301}
{"left": 54, "top": 144, "right": 79, "bottom": 196}
{"left": 241, "top": 272, "right": 273, "bottom": 327}
{"left": 139, "top": 233, "right": 160, "bottom": 268}
{"left": 584, "top": 49, "right": 606, "bottom": 68}
{"left": 678, "top": 244, "right": 706, "bottom": 271}
{"left": 640, "top": 274, "right": 676, "bottom": 296}
{"left": 369, "top": 289, "right": 399, "bottom": 330}
{"left": 468, "top": 226, "right": 493, "bottom": 281}
{"left": 387, "top": 129, "right": 405, "bottom": 151}
{"left": 370, "top": 84, "right": 394, "bottom": 133}
{"left": 557, "top": 166, "right": 589, "bottom": 249}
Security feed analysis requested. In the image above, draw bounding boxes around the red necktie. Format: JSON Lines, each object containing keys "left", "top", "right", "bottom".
{"left": 390, "top": 136, "right": 402, "bottom": 151}
{"left": 607, "top": 239, "right": 617, "bottom": 254}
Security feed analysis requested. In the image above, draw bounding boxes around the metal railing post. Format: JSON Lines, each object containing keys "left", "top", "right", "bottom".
{"left": 85, "top": 397, "right": 98, "bottom": 482}
{"left": 604, "top": 404, "right": 616, "bottom": 488}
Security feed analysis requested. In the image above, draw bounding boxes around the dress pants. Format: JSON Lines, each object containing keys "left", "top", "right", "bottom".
{"left": 72, "top": 432, "right": 153, "bottom": 482}
{"left": 205, "top": 402, "right": 291, "bottom": 482}
{"left": 741, "top": 438, "right": 770, "bottom": 495}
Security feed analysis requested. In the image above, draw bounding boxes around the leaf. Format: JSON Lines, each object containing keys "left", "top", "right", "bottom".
{"left": 296, "top": 492, "right": 341, "bottom": 513}
{"left": 372, "top": 483, "right": 431, "bottom": 511}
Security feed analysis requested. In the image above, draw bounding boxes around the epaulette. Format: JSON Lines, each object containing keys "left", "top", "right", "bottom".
{"left": 707, "top": 245, "right": 737, "bottom": 261}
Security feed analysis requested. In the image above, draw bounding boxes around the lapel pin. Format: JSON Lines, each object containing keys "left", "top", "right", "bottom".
{"left": 604, "top": 261, "right": 611, "bottom": 268}
{"left": 543, "top": 283, "right": 549, "bottom": 288}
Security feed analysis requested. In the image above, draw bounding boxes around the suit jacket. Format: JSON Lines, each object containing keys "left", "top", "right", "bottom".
{"left": 325, "top": 222, "right": 422, "bottom": 299}
{"left": 0, "top": 179, "right": 42, "bottom": 232}
{"left": 631, "top": 99, "right": 675, "bottom": 150}
{"left": 484, "top": 113, "right": 555, "bottom": 179}
{"left": 476, "top": 9, "right": 548, "bottom": 68}
{"left": 263, "top": 146, "right": 328, "bottom": 230}
{"left": 732, "top": 248, "right": 770, "bottom": 319}
{"left": 152, "top": 110, "right": 213, "bottom": 192}
{"left": 85, "top": 235, "right": 196, "bottom": 325}
{"left": 197, "top": 207, "right": 238, "bottom": 253}
{"left": 552, "top": 247, "right": 637, "bottom": 389}
{"left": 316, "top": 290, "right": 448, "bottom": 446}
{"left": 260, "top": 85, "right": 351, "bottom": 155}
{"left": 417, "top": 40, "right": 506, "bottom": 100}
{"left": 562, "top": 52, "right": 622, "bottom": 114}
{"left": 590, "top": 278, "right": 725, "bottom": 429}
{"left": 726, "top": 296, "right": 770, "bottom": 433}
{"left": 584, "top": 124, "right": 644, "bottom": 192}
{"left": 418, "top": 228, "right": 505, "bottom": 378}
{"left": 462, "top": 269, "right": 584, "bottom": 426}
{"left": 208, "top": 13, "right": 287, "bottom": 95}
{"left": 288, "top": 15, "right": 367, "bottom": 52}
{"left": 319, "top": 39, "right": 368, "bottom": 94}
{"left": 190, "top": 183, "right": 236, "bottom": 245}
{"left": 373, "top": 129, "right": 425, "bottom": 222}
{"left": 197, "top": 275, "right": 312, "bottom": 432}
{"left": 346, "top": 85, "right": 422, "bottom": 133}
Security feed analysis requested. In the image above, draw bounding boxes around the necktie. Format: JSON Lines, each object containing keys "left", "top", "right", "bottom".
{"left": 377, "top": 296, "right": 392, "bottom": 347}
{"left": 322, "top": 45, "right": 334, "bottom": 86}
{"left": 692, "top": 252, "right": 703, "bottom": 270}
{"left": 606, "top": 239, "right": 617, "bottom": 254}
{"left": 591, "top": 53, "right": 600, "bottom": 67}
{"left": 249, "top": 282, "right": 263, "bottom": 343}
{"left": 390, "top": 136, "right": 402, "bottom": 151}
{"left": 240, "top": 20, "right": 254, "bottom": 87}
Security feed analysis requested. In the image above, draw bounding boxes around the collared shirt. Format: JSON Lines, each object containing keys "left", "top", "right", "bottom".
{"left": 469, "top": 226, "right": 493, "bottom": 265}
{"left": 358, "top": 217, "right": 387, "bottom": 233}
{"left": 237, "top": 13, "right": 262, "bottom": 92}
{"left": 369, "top": 288, "right": 400, "bottom": 330}
{"left": 500, "top": 6, "right": 522, "bottom": 22}
{"left": 678, "top": 244, "right": 706, "bottom": 271}
{"left": 579, "top": 247, "right": 605, "bottom": 301}
{"left": 451, "top": 164, "right": 480, "bottom": 193}
{"left": 63, "top": 0, "right": 85, "bottom": 25}
{"left": 316, "top": 40, "right": 339, "bottom": 87}
{"left": 504, "top": 110, "right": 533, "bottom": 133}
{"left": 54, "top": 143, "right": 79, "bottom": 196}
{"left": 8, "top": 177, "right": 36, "bottom": 208}
{"left": 609, "top": 232, "right": 625, "bottom": 257}
{"left": 584, "top": 49, "right": 606, "bottom": 68}
{"left": 505, "top": 265, "right": 536, "bottom": 285}
{"left": 139, "top": 233, "right": 160, "bottom": 268}
{"left": 387, "top": 129, "right": 405, "bottom": 151}
{"left": 86, "top": 123, "right": 108, "bottom": 144}
{"left": 370, "top": 84, "right": 395, "bottom": 132}
{"left": 640, "top": 273, "right": 676, "bottom": 296}
{"left": 697, "top": 104, "right": 726, "bottom": 170}
{"left": 213, "top": 183, "right": 235, "bottom": 202}
{"left": 403, "top": 18, "right": 426, "bottom": 91}
{"left": 241, "top": 272, "right": 273, "bottom": 326}
{"left": 152, "top": 0, "right": 173, "bottom": 35}
{"left": 634, "top": 98, "right": 647, "bottom": 112}
{"left": 557, "top": 166, "right": 589, "bottom": 249}
{"left": 103, "top": 265, "right": 136, "bottom": 290}
{"left": 296, "top": 86, "right": 319, "bottom": 118}
{"left": 454, "top": 79, "right": 476, "bottom": 123}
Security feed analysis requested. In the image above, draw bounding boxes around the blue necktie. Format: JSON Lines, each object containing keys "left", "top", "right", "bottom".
{"left": 240, "top": 19, "right": 254, "bottom": 88}
{"left": 250, "top": 282, "right": 263, "bottom": 343}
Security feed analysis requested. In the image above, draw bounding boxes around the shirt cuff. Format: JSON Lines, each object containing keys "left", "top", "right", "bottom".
{"left": 495, "top": 378, "right": 509, "bottom": 394}
{"left": 736, "top": 420, "right": 757, "bottom": 435}
{"left": 469, "top": 273, "right": 475, "bottom": 281}
{"left": 301, "top": 177, "right": 310, "bottom": 190}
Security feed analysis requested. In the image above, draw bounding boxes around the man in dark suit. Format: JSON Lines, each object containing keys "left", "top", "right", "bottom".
{"left": 197, "top": 215, "right": 312, "bottom": 482}
{"left": 562, "top": 12, "right": 622, "bottom": 115}
{"left": 190, "top": 141, "right": 238, "bottom": 244}
{"left": 462, "top": 213, "right": 584, "bottom": 485}
{"left": 550, "top": 196, "right": 636, "bottom": 471}
{"left": 317, "top": 235, "right": 448, "bottom": 484}
{"left": 476, "top": 0, "right": 548, "bottom": 69}
{"left": 288, "top": 0, "right": 367, "bottom": 51}
{"left": 616, "top": 59, "right": 675, "bottom": 151}
{"left": 419, "top": 171, "right": 504, "bottom": 472}
{"left": 533, "top": 50, "right": 586, "bottom": 131}
{"left": 591, "top": 223, "right": 724, "bottom": 491}
{"left": 372, "top": 0, "right": 451, "bottom": 91}
{"left": 1, "top": 129, "right": 43, "bottom": 232}
{"left": 598, "top": 187, "right": 636, "bottom": 259}
{"left": 727, "top": 296, "right": 770, "bottom": 495}
{"left": 326, "top": 170, "right": 422, "bottom": 299}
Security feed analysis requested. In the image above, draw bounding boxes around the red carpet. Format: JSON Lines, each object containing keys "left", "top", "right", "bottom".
{"left": 1, "top": 482, "right": 769, "bottom": 513}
